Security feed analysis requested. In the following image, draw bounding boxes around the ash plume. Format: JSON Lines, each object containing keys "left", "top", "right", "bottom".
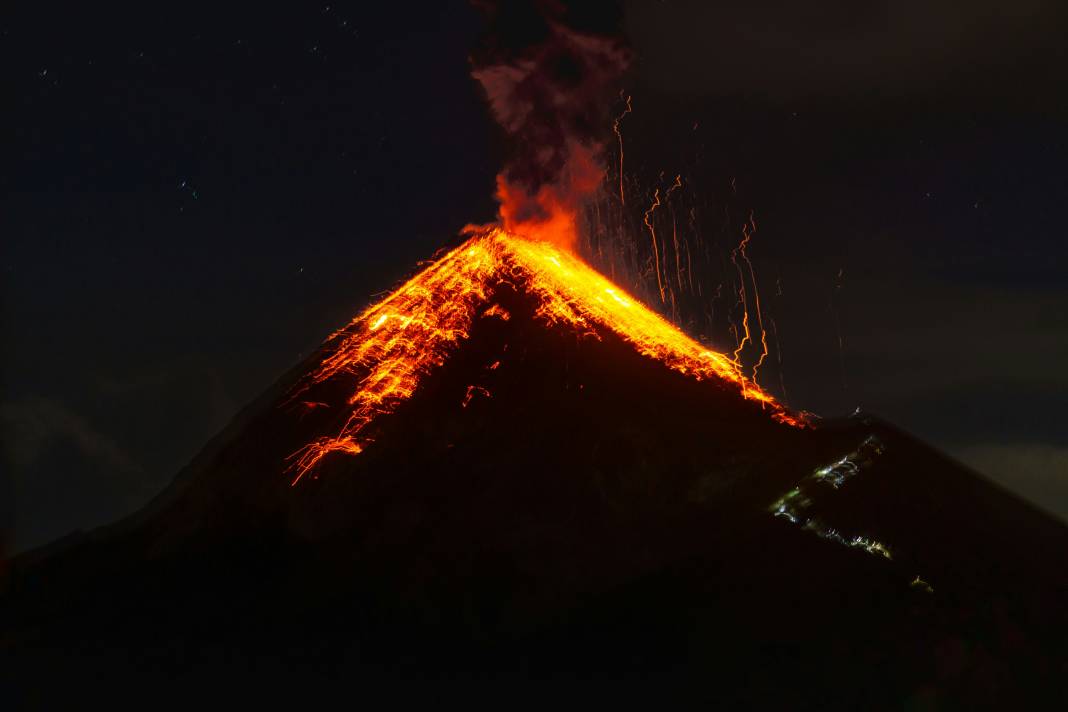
{"left": 470, "top": 0, "right": 629, "bottom": 248}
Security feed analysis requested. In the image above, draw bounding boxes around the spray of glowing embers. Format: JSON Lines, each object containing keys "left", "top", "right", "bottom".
{"left": 770, "top": 435, "right": 893, "bottom": 560}
{"left": 286, "top": 228, "right": 803, "bottom": 484}
{"left": 584, "top": 97, "right": 796, "bottom": 403}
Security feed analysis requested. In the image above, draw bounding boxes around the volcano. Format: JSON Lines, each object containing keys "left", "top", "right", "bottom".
{"left": 4, "top": 230, "right": 1067, "bottom": 708}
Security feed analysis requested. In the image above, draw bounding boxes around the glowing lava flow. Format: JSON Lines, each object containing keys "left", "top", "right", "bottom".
{"left": 287, "top": 228, "right": 802, "bottom": 484}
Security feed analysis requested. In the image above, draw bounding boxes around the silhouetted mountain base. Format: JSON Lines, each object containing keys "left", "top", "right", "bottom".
{"left": 4, "top": 276, "right": 1067, "bottom": 709}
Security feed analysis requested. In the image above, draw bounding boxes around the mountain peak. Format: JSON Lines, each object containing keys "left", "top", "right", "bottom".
{"left": 286, "top": 228, "right": 801, "bottom": 483}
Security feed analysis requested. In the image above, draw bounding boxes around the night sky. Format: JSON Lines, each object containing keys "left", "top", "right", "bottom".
{"left": 4, "top": 1, "right": 1067, "bottom": 554}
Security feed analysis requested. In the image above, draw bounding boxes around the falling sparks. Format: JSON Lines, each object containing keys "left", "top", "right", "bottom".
{"left": 612, "top": 93, "right": 632, "bottom": 205}
{"left": 730, "top": 211, "right": 770, "bottom": 383}
{"left": 642, "top": 174, "right": 682, "bottom": 305}
{"left": 769, "top": 316, "right": 789, "bottom": 404}
{"left": 286, "top": 228, "right": 803, "bottom": 483}
{"left": 643, "top": 188, "right": 666, "bottom": 304}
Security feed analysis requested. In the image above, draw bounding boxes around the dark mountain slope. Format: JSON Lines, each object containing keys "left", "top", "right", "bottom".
{"left": 3, "top": 271, "right": 1067, "bottom": 709}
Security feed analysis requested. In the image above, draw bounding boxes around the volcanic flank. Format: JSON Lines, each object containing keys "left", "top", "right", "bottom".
{"left": 4, "top": 226, "right": 1068, "bottom": 707}
{"left": 286, "top": 227, "right": 800, "bottom": 484}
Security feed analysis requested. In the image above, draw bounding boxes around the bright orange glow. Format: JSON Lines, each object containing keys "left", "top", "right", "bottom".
{"left": 286, "top": 228, "right": 803, "bottom": 484}
{"left": 494, "top": 142, "right": 603, "bottom": 251}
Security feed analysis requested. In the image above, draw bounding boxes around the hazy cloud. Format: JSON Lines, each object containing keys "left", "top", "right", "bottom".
{"left": 626, "top": 0, "right": 1068, "bottom": 102}
{"left": 1, "top": 397, "right": 142, "bottom": 475}
{"left": 953, "top": 442, "right": 1068, "bottom": 524}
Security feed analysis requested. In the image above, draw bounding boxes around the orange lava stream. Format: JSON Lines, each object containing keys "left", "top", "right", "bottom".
{"left": 286, "top": 239, "right": 499, "bottom": 482}
{"left": 287, "top": 228, "right": 802, "bottom": 483}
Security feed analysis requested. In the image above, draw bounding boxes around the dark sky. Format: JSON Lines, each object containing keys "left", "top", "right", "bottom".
{"left": 3, "top": 1, "right": 1067, "bottom": 554}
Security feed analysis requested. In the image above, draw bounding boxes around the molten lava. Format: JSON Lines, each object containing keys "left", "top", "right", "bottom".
{"left": 287, "top": 228, "right": 802, "bottom": 484}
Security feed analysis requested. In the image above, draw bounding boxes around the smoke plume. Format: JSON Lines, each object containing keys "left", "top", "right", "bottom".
{"left": 471, "top": 1, "right": 629, "bottom": 249}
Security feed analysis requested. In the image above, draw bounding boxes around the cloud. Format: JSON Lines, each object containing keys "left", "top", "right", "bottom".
{"left": 625, "top": 0, "right": 1068, "bottom": 102}
{"left": 839, "top": 278, "right": 1068, "bottom": 399}
{"left": 0, "top": 397, "right": 142, "bottom": 475}
{"left": 952, "top": 442, "right": 1068, "bottom": 524}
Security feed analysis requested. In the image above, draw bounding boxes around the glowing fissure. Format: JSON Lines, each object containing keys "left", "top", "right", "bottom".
{"left": 286, "top": 228, "right": 801, "bottom": 483}
{"left": 770, "top": 436, "right": 892, "bottom": 560}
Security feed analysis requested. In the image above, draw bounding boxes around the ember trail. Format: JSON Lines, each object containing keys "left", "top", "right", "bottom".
{"left": 287, "top": 227, "right": 802, "bottom": 484}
